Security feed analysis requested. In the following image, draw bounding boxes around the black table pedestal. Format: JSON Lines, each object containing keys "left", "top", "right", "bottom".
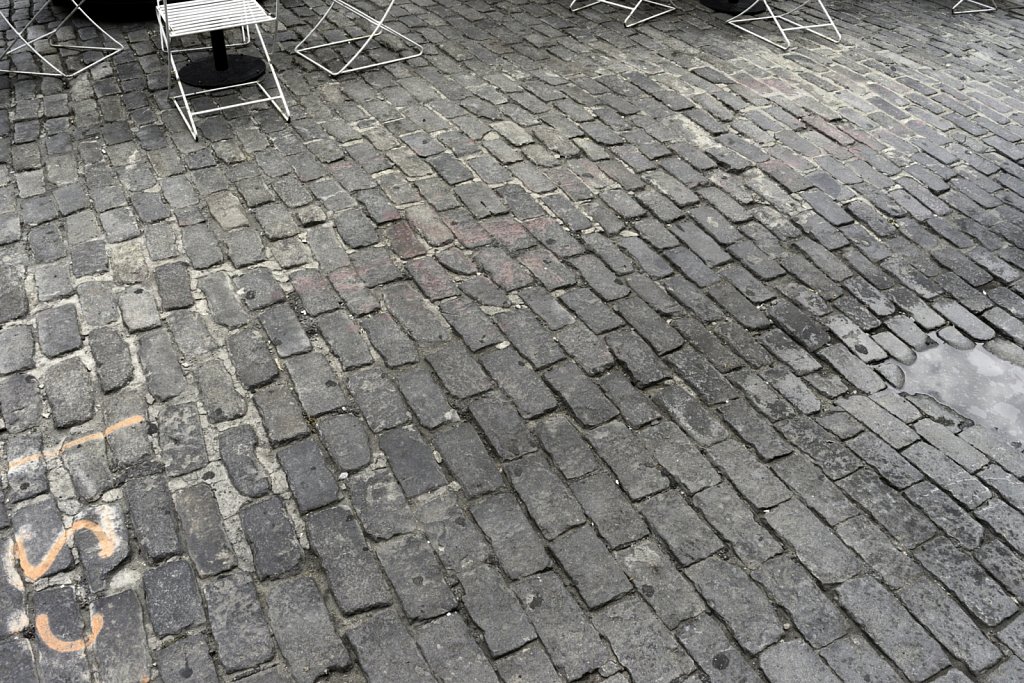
{"left": 179, "top": 29, "right": 265, "bottom": 88}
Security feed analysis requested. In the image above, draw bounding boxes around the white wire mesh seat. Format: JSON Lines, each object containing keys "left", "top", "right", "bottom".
{"left": 0, "top": 0, "right": 124, "bottom": 78}
{"left": 727, "top": 0, "right": 841, "bottom": 50}
{"left": 569, "top": 0, "right": 675, "bottom": 27}
{"left": 294, "top": 0, "right": 423, "bottom": 76}
{"left": 157, "top": 0, "right": 290, "bottom": 139}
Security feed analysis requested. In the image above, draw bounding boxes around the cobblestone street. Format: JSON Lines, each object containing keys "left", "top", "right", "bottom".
{"left": 3, "top": 0, "right": 1024, "bottom": 678}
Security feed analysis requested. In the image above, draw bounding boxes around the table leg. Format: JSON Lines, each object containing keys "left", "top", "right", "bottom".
{"left": 179, "top": 28, "right": 266, "bottom": 88}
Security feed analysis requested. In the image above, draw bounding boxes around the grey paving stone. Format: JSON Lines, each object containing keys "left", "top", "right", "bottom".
{"left": 836, "top": 576, "right": 949, "bottom": 682}
{"left": 417, "top": 613, "right": 500, "bottom": 683}
{"left": 174, "top": 483, "right": 236, "bottom": 577}
{"left": 571, "top": 471, "right": 648, "bottom": 548}
{"left": 595, "top": 594, "right": 696, "bottom": 682}
{"left": 62, "top": 439, "right": 113, "bottom": 502}
{"left": 415, "top": 489, "right": 491, "bottom": 573}
{"left": 481, "top": 346, "right": 559, "bottom": 419}
{"left": 641, "top": 489, "right": 723, "bottom": 567}
{"left": 378, "top": 426, "right": 446, "bottom": 498}
{"left": 137, "top": 328, "right": 187, "bottom": 400}
{"left": 469, "top": 393, "right": 537, "bottom": 460}
{"left": 705, "top": 439, "right": 791, "bottom": 509}
{"left": 264, "top": 576, "right": 351, "bottom": 682}
{"left": 599, "top": 367, "right": 661, "bottom": 428}
{"left": 157, "top": 635, "right": 219, "bottom": 683}
{"left": 587, "top": 420, "right": 669, "bottom": 500}
{"left": 276, "top": 438, "right": 338, "bottom": 513}
{"left": 348, "top": 367, "right": 411, "bottom": 432}
{"left": 378, "top": 533, "right": 457, "bottom": 620}
{"left": 217, "top": 424, "right": 270, "bottom": 497}
{"left": 694, "top": 482, "right": 782, "bottom": 567}
{"left": 752, "top": 556, "right": 848, "bottom": 648}
{"left": 655, "top": 384, "right": 731, "bottom": 446}
{"left": 12, "top": 496, "right": 72, "bottom": 579}
{"left": 764, "top": 499, "right": 861, "bottom": 584}
{"left": 677, "top": 613, "right": 763, "bottom": 683}
{"left": 283, "top": 351, "right": 349, "bottom": 416}
{"left": 347, "top": 467, "right": 418, "bottom": 541}
{"left": 899, "top": 577, "right": 1002, "bottom": 673}
{"left": 914, "top": 536, "right": 1017, "bottom": 627}
{"left": 0, "top": 373, "right": 40, "bottom": 434}
{"left": 837, "top": 469, "right": 937, "bottom": 548}
{"left": 0, "top": 638, "right": 37, "bottom": 683}
{"left": 0, "top": 325, "right": 34, "bottom": 375}
{"left": 306, "top": 505, "right": 392, "bottom": 615}
{"left": 507, "top": 453, "right": 585, "bottom": 539}
{"left": 34, "top": 586, "right": 90, "bottom": 682}
{"left": 471, "top": 492, "right": 550, "bottom": 579}
{"left": 254, "top": 382, "right": 309, "bottom": 445}
{"left": 157, "top": 402, "right": 209, "bottom": 476}
{"left": 143, "top": 559, "right": 205, "bottom": 637}
{"left": 43, "top": 357, "right": 96, "bottom": 428}
{"left": 89, "top": 591, "right": 151, "bottom": 683}
{"left": 76, "top": 502, "right": 130, "bottom": 591}
{"left": 686, "top": 557, "right": 784, "bottom": 654}
{"left": 759, "top": 639, "right": 841, "bottom": 683}
{"left": 397, "top": 365, "right": 452, "bottom": 429}
{"left": 316, "top": 412, "right": 372, "bottom": 472}
{"left": 199, "top": 271, "right": 249, "bottom": 328}
{"left": 89, "top": 326, "right": 133, "bottom": 392}
{"left": 513, "top": 571, "right": 612, "bottom": 680}
{"left": 460, "top": 562, "right": 537, "bottom": 657}
{"left": 346, "top": 608, "right": 435, "bottom": 683}
{"left": 36, "top": 303, "right": 82, "bottom": 357}
{"left": 770, "top": 452, "right": 859, "bottom": 525}
{"left": 228, "top": 326, "right": 280, "bottom": 389}
{"left": 204, "top": 572, "right": 275, "bottom": 673}
{"left": 550, "top": 524, "right": 631, "bottom": 608}
{"left": 4, "top": 433, "right": 46, "bottom": 503}
{"left": 124, "top": 475, "right": 181, "bottom": 562}
{"left": 819, "top": 635, "right": 901, "bottom": 683}
{"left": 240, "top": 495, "right": 302, "bottom": 579}
{"left": 119, "top": 288, "right": 162, "bottom": 332}
{"left": 845, "top": 431, "right": 923, "bottom": 489}
{"left": 835, "top": 515, "right": 927, "bottom": 591}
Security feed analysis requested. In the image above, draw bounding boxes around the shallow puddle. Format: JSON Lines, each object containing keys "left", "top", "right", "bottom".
{"left": 901, "top": 342, "right": 1024, "bottom": 443}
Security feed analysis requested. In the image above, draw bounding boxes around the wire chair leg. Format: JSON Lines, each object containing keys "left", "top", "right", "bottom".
{"left": 294, "top": 0, "right": 423, "bottom": 76}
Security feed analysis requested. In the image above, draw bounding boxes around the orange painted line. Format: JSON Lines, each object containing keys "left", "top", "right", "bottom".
{"left": 35, "top": 612, "right": 103, "bottom": 653}
{"left": 13, "top": 518, "right": 118, "bottom": 583}
{"left": 6, "top": 415, "right": 145, "bottom": 471}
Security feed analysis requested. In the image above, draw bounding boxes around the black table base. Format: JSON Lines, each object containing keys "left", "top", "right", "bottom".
{"left": 179, "top": 29, "right": 266, "bottom": 88}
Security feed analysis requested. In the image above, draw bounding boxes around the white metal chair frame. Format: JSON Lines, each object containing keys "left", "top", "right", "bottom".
{"left": 0, "top": 0, "right": 123, "bottom": 78}
{"left": 294, "top": 0, "right": 423, "bottom": 76}
{"left": 157, "top": 0, "right": 290, "bottom": 139}
{"left": 728, "top": 0, "right": 841, "bottom": 50}
{"left": 569, "top": 0, "right": 676, "bottom": 27}
{"left": 952, "top": 0, "right": 995, "bottom": 12}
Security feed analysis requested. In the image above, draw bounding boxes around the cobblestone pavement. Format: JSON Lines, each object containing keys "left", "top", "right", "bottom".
{"left": 3, "top": 0, "right": 1024, "bottom": 679}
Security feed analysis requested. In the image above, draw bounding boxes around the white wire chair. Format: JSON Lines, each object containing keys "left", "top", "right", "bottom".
{"left": 156, "top": 0, "right": 290, "bottom": 139}
{"left": 727, "top": 0, "right": 841, "bottom": 50}
{"left": 569, "top": 0, "right": 675, "bottom": 27}
{"left": 952, "top": 0, "right": 995, "bottom": 13}
{"left": 0, "top": 0, "right": 124, "bottom": 78}
{"left": 294, "top": 0, "right": 423, "bottom": 76}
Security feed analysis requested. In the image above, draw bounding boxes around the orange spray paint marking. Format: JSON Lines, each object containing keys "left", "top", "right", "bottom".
{"left": 6, "top": 415, "right": 145, "bottom": 471}
{"left": 35, "top": 612, "right": 103, "bottom": 653}
{"left": 13, "top": 519, "right": 118, "bottom": 583}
